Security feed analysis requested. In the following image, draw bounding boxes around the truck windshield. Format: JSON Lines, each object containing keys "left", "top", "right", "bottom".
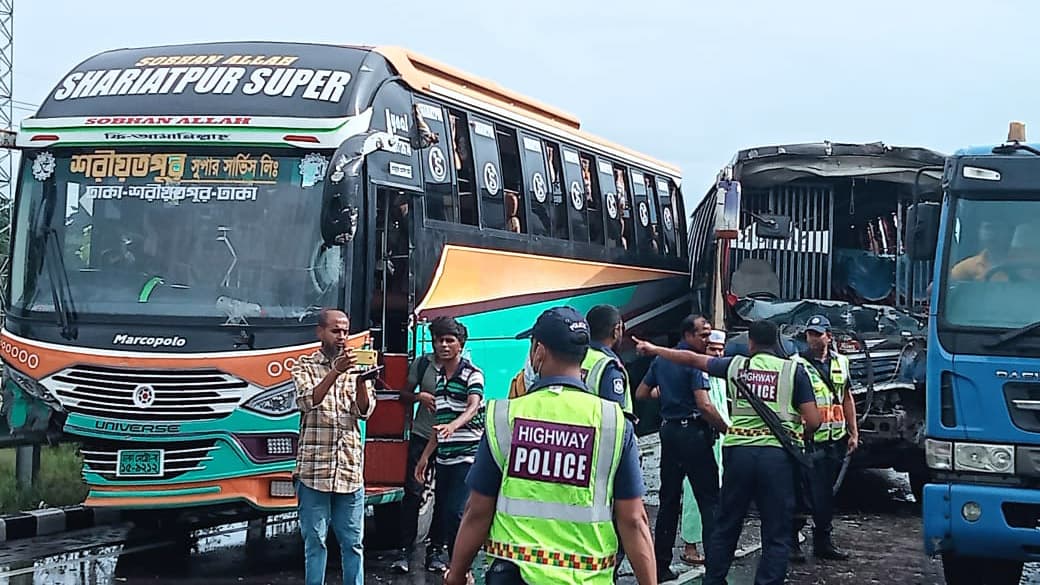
{"left": 9, "top": 147, "right": 342, "bottom": 323}
{"left": 940, "top": 197, "right": 1040, "bottom": 329}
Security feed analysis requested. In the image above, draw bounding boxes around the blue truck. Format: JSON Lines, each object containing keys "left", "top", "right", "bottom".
{"left": 915, "top": 122, "right": 1040, "bottom": 584}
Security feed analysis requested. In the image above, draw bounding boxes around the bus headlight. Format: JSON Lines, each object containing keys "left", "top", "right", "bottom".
{"left": 243, "top": 382, "right": 298, "bottom": 417}
{"left": 925, "top": 438, "right": 953, "bottom": 470}
{"left": 954, "top": 442, "right": 1015, "bottom": 474}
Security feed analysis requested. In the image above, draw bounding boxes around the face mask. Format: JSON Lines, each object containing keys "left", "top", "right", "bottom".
{"left": 523, "top": 354, "right": 539, "bottom": 387}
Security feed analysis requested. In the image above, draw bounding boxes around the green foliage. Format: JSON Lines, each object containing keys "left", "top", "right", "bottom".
{"left": 0, "top": 444, "right": 89, "bottom": 513}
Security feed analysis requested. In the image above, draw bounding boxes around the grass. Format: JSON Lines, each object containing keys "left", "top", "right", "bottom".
{"left": 0, "top": 444, "right": 89, "bottom": 514}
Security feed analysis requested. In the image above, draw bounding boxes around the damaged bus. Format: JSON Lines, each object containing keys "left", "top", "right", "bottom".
{"left": 687, "top": 141, "right": 946, "bottom": 494}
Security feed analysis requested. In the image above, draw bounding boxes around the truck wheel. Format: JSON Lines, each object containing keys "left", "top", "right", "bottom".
{"left": 908, "top": 469, "right": 926, "bottom": 503}
{"left": 942, "top": 553, "right": 1023, "bottom": 585}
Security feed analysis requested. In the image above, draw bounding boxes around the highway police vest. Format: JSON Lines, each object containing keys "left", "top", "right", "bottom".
{"left": 581, "top": 346, "right": 634, "bottom": 417}
{"left": 723, "top": 353, "right": 803, "bottom": 449}
{"left": 485, "top": 385, "right": 625, "bottom": 585}
{"left": 793, "top": 353, "right": 850, "bottom": 443}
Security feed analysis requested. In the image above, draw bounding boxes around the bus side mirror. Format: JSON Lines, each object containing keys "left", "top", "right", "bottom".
{"left": 906, "top": 202, "right": 940, "bottom": 261}
{"left": 320, "top": 152, "right": 364, "bottom": 247}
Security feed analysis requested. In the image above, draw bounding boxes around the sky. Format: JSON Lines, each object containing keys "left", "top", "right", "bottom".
{"left": 11, "top": 0, "right": 1040, "bottom": 212}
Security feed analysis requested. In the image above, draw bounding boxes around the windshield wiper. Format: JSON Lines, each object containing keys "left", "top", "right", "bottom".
{"left": 984, "top": 320, "right": 1040, "bottom": 348}
{"left": 41, "top": 227, "right": 77, "bottom": 340}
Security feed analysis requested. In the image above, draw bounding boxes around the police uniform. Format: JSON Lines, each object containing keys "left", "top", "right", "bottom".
{"left": 791, "top": 315, "right": 852, "bottom": 560}
{"left": 641, "top": 341, "right": 720, "bottom": 580}
{"left": 582, "top": 341, "right": 635, "bottom": 420}
{"left": 465, "top": 307, "right": 646, "bottom": 585}
{"left": 700, "top": 349, "right": 817, "bottom": 585}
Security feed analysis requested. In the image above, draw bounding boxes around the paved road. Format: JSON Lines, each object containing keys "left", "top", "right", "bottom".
{"left": 2, "top": 450, "right": 1037, "bottom": 584}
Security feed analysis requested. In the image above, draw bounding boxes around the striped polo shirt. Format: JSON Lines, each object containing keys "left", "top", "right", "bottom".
{"left": 434, "top": 358, "right": 485, "bottom": 466}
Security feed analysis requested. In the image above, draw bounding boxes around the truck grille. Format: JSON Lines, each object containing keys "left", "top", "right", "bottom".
{"left": 1004, "top": 383, "right": 1040, "bottom": 433}
{"left": 80, "top": 438, "right": 217, "bottom": 481}
{"left": 847, "top": 350, "right": 902, "bottom": 386}
{"left": 44, "top": 365, "right": 248, "bottom": 422}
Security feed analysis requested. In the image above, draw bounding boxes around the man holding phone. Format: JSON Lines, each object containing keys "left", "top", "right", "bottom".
{"left": 291, "top": 309, "right": 379, "bottom": 585}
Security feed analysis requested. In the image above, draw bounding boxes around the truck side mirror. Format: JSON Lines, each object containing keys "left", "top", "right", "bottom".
{"left": 906, "top": 202, "right": 940, "bottom": 261}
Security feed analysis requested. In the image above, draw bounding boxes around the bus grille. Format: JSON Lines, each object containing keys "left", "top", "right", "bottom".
{"left": 80, "top": 438, "right": 218, "bottom": 481}
{"left": 44, "top": 365, "right": 248, "bottom": 422}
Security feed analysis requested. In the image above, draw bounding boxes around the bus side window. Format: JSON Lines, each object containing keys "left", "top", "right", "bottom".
{"left": 495, "top": 124, "right": 525, "bottom": 234}
{"left": 597, "top": 159, "right": 623, "bottom": 249}
{"left": 656, "top": 177, "right": 678, "bottom": 256}
{"left": 630, "top": 169, "right": 653, "bottom": 252}
{"left": 644, "top": 174, "right": 662, "bottom": 254}
{"left": 447, "top": 109, "right": 479, "bottom": 226}
{"left": 519, "top": 133, "right": 551, "bottom": 237}
{"left": 544, "top": 142, "right": 569, "bottom": 240}
{"left": 673, "top": 184, "right": 688, "bottom": 258}
{"left": 416, "top": 101, "right": 455, "bottom": 223}
{"left": 468, "top": 115, "right": 505, "bottom": 231}
{"left": 613, "top": 165, "right": 634, "bottom": 250}
{"left": 581, "top": 154, "right": 605, "bottom": 245}
{"left": 560, "top": 146, "right": 588, "bottom": 243}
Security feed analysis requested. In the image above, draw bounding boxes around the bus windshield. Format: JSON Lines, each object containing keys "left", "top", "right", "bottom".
{"left": 9, "top": 147, "right": 343, "bottom": 323}
{"left": 940, "top": 196, "right": 1040, "bottom": 329}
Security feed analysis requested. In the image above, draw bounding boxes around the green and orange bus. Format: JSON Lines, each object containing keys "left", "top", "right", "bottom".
{"left": 1, "top": 42, "right": 689, "bottom": 529}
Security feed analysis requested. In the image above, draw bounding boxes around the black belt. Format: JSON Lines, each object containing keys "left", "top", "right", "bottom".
{"left": 663, "top": 415, "right": 704, "bottom": 427}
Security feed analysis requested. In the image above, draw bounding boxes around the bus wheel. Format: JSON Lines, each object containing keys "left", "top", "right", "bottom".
{"left": 364, "top": 500, "right": 404, "bottom": 552}
{"left": 942, "top": 553, "right": 1022, "bottom": 585}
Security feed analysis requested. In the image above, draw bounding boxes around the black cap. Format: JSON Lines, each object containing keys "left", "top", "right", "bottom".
{"left": 806, "top": 314, "right": 831, "bottom": 334}
{"left": 515, "top": 306, "right": 591, "bottom": 356}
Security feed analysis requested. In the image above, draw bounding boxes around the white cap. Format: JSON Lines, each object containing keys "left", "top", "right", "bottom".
{"left": 708, "top": 330, "right": 726, "bottom": 345}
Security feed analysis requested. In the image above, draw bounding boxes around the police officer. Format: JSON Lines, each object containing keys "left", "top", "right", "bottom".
{"left": 634, "top": 320, "right": 820, "bottom": 585}
{"left": 790, "top": 315, "right": 858, "bottom": 561}
{"left": 583, "top": 304, "right": 636, "bottom": 421}
{"left": 634, "top": 315, "right": 726, "bottom": 582}
{"left": 446, "top": 307, "right": 657, "bottom": 585}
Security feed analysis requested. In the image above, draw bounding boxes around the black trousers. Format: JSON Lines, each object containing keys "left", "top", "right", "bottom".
{"left": 654, "top": 418, "right": 719, "bottom": 572}
{"left": 400, "top": 433, "right": 431, "bottom": 552}
{"left": 703, "top": 446, "right": 795, "bottom": 585}
{"left": 795, "top": 437, "right": 847, "bottom": 546}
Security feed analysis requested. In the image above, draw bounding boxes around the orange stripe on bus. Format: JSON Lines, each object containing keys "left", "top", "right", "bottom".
{"left": 414, "top": 245, "right": 685, "bottom": 314}
{"left": 0, "top": 330, "right": 370, "bottom": 387}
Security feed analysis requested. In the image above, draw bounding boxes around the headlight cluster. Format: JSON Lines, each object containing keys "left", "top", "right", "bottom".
{"left": 926, "top": 438, "right": 1015, "bottom": 474}
{"left": 3, "top": 364, "right": 58, "bottom": 405}
{"left": 242, "top": 381, "right": 298, "bottom": 416}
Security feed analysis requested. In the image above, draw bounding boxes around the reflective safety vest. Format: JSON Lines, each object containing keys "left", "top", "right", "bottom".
{"left": 793, "top": 353, "right": 850, "bottom": 443}
{"left": 485, "top": 385, "right": 625, "bottom": 585}
{"left": 723, "top": 353, "right": 804, "bottom": 449}
{"left": 581, "top": 346, "right": 634, "bottom": 418}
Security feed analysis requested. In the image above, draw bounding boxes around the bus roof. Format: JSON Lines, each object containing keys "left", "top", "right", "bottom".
{"left": 372, "top": 46, "right": 680, "bottom": 177}
{"left": 25, "top": 41, "right": 681, "bottom": 179}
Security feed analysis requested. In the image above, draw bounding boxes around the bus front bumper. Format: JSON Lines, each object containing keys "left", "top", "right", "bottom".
{"left": 923, "top": 482, "right": 1040, "bottom": 561}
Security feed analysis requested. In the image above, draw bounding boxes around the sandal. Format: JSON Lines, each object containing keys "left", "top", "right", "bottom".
{"left": 680, "top": 551, "right": 705, "bottom": 565}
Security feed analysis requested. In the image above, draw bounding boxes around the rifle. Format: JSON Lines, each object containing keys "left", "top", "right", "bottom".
{"left": 731, "top": 374, "right": 812, "bottom": 469}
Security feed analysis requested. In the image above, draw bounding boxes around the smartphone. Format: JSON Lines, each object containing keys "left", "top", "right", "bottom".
{"left": 354, "top": 348, "right": 378, "bottom": 367}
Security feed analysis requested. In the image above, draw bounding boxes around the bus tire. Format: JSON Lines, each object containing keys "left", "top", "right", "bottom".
{"left": 364, "top": 500, "right": 404, "bottom": 552}
{"left": 942, "top": 553, "right": 1022, "bottom": 585}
